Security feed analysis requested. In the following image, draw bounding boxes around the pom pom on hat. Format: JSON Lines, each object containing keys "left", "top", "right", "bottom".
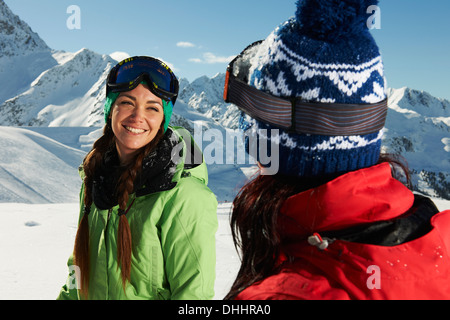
{"left": 295, "top": 0, "right": 379, "bottom": 41}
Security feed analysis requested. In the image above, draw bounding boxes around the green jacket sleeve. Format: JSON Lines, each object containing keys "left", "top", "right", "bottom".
{"left": 160, "top": 176, "right": 218, "bottom": 300}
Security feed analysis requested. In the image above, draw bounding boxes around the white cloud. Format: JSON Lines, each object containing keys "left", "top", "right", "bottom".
{"left": 177, "top": 41, "right": 196, "bottom": 48}
{"left": 190, "top": 52, "right": 236, "bottom": 64}
{"left": 188, "top": 58, "right": 203, "bottom": 63}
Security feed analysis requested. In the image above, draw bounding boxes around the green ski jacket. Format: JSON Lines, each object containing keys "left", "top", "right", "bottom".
{"left": 57, "top": 127, "right": 218, "bottom": 300}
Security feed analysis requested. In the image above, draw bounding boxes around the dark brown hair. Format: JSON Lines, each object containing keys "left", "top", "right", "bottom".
{"left": 73, "top": 119, "right": 164, "bottom": 298}
{"left": 224, "top": 153, "right": 411, "bottom": 300}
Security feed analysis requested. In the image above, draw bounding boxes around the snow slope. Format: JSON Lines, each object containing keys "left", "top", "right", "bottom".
{"left": 0, "top": 1, "right": 57, "bottom": 104}
{"left": 0, "top": 126, "right": 86, "bottom": 203}
{"left": 0, "top": 201, "right": 239, "bottom": 300}
{"left": 384, "top": 88, "right": 450, "bottom": 199}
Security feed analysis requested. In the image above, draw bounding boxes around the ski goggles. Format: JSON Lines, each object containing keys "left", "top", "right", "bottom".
{"left": 224, "top": 41, "right": 388, "bottom": 136}
{"left": 107, "top": 56, "right": 179, "bottom": 104}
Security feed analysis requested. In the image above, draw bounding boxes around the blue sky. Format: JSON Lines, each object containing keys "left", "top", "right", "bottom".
{"left": 4, "top": 0, "right": 450, "bottom": 101}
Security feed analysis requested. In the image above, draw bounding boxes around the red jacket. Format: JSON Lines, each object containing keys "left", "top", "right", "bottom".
{"left": 236, "top": 163, "right": 450, "bottom": 300}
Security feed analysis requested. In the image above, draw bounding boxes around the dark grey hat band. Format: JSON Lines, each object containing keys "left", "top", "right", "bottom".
{"left": 225, "top": 73, "right": 388, "bottom": 136}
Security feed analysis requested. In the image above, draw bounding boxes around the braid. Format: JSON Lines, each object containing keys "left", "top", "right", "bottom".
{"left": 115, "top": 126, "right": 165, "bottom": 292}
{"left": 116, "top": 160, "right": 140, "bottom": 289}
{"left": 73, "top": 122, "right": 115, "bottom": 298}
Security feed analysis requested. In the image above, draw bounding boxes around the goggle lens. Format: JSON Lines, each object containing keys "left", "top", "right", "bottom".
{"left": 115, "top": 59, "right": 172, "bottom": 92}
{"left": 107, "top": 56, "right": 179, "bottom": 104}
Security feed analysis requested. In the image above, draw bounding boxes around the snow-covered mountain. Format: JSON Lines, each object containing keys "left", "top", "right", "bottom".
{"left": 0, "top": 48, "right": 117, "bottom": 126}
{"left": 0, "top": 0, "right": 449, "bottom": 201}
{"left": 0, "top": 126, "right": 87, "bottom": 203}
{"left": 383, "top": 88, "right": 450, "bottom": 199}
{"left": 0, "top": 1, "right": 57, "bottom": 104}
{"left": 178, "top": 74, "right": 241, "bottom": 129}
{"left": 0, "top": 1, "right": 50, "bottom": 57}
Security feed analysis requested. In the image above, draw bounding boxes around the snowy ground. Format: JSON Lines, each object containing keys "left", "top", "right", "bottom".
{"left": 0, "top": 201, "right": 239, "bottom": 300}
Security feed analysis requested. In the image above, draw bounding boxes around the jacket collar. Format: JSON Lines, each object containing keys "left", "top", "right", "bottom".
{"left": 279, "top": 163, "right": 415, "bottom": 239}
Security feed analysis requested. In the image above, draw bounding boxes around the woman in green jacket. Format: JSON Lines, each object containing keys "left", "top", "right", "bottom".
{"left": 57, "top": 56, "right": 218, "bottom": 300}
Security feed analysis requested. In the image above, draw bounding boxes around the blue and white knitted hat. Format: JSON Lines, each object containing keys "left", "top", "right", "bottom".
{"left": 234, "top": 0, "right": 387, "bottom": 177}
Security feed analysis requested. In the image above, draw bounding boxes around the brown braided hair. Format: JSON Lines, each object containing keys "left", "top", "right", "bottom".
{"left": 73, "top": 119, "right": 164, "bottom": 298}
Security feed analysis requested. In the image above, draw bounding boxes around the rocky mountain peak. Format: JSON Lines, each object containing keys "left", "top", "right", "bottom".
{"left": 0, "top": 1, "right": 50, "bottom": 58}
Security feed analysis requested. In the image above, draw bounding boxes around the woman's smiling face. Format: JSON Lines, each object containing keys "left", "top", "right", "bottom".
{"left": 110, "top": 83, "right": 164, "bottom": 164}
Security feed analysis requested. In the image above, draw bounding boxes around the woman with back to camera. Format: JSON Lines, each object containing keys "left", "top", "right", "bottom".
{"left": 57, "top": 56, "right": 218, "bottom": 300}
{"left": 223, "top": 0, "right": 450, "bottom": 299}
